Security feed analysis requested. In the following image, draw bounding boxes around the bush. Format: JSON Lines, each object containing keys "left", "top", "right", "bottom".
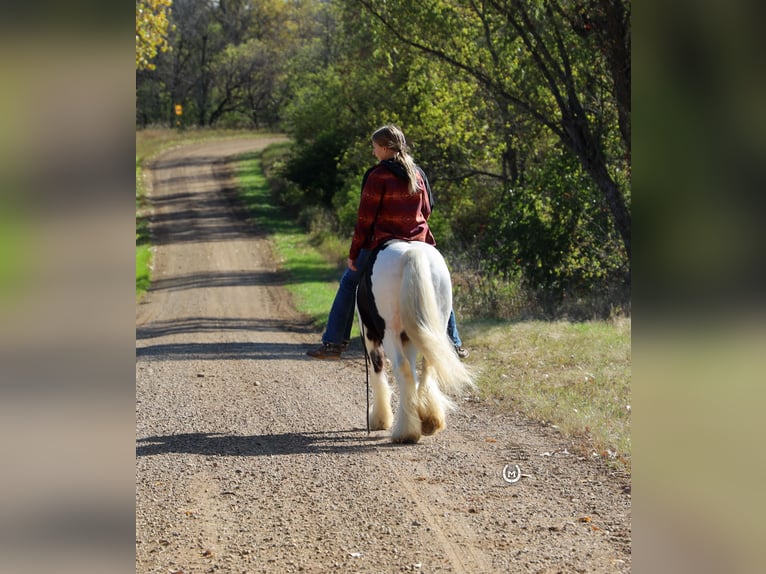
{"left": 283, "top": 132, "right": 345, "bottom": 206}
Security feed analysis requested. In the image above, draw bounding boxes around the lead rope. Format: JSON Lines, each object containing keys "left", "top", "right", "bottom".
{"left": 360, "top": 320, "right": 370, "bottom": 434}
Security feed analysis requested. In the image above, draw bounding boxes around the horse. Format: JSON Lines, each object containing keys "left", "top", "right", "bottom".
{"left": 356, "top": 240, "right": 475, "bottom": 443}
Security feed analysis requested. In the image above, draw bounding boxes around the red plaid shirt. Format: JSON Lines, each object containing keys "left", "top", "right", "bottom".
{"left": 349, "top": 164, "right": 435, "bottom": 261}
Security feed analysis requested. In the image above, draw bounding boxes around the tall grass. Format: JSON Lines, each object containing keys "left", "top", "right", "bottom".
{"left": 467, "top": 317, "right": 631, "bottom": 465}
{"left": 447, "top": 246, "right": 630, "bottom": 323}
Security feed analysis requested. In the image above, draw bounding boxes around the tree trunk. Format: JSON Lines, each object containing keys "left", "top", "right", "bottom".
{"left": 197, "top": 34, "right": 209, "bottom": 126}
{"left": 586, "top": 159, "right": 631, "bottom": 259}
{"left": 562, "top": 102, "right": 631, "bottom": 259}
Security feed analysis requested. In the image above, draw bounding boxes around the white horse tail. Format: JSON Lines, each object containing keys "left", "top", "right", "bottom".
{"left": 400, "top": 247, "right": 475, "bottom": 398}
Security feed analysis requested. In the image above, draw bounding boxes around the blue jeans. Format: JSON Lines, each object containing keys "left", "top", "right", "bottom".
{"left": 447, "top": 310, "right": 462, "bottom": 347}
{"left": 322, "top": 249, "right": 372, "bottom": 345}
{"left": 322, "top": 248, "right": 463, "bottom": 348}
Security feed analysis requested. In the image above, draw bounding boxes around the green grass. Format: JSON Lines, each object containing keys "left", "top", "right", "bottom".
{"left": 235, "top": 151, "right": 348, "bottom": 334}
{"left": 136, "top": 243, "right": 152, "bottom": 295}
{"left": 0, "top": 202, "right": 29, "bottom": 309}
{"left": 136, "top": 158, "right": 150, "bottom": 299}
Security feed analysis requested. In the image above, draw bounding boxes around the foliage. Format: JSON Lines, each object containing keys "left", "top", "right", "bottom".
{"left": 137, "top": 0, "right": 316, "bottom": 128}
{"left": 136, "top": 0, "right": 173, "bottom": 71}
{"left": 208, "top": 39, "right": 282, "bottom": 127}
{"left": 274, "top": 0, "right": 630, "bottom": 310}
{"left": 345, "top": 0, "right": 631, "bottom": 255}
{"left": 484, "top": 147, "right": 628, "bottom": 303}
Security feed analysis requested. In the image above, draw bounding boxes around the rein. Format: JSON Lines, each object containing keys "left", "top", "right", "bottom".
{"left": 360, "top": 320, "right": 370, "bottom": 434}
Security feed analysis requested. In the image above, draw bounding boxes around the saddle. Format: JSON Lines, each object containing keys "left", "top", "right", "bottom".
{"left": 356, "top": 240, "right": 408, "bottom": 343}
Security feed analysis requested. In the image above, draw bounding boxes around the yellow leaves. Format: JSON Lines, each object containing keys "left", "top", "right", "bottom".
{"left": 136, "top": 0, "right": 174, "bottom": 71}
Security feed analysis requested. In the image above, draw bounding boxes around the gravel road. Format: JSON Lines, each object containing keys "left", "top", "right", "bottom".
{"left": 135, "top": 137, "right": 631, "bottom": 573}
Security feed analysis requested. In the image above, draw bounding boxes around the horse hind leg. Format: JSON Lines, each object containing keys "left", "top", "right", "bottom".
{"left": 417, "top": 362, "right": 448, "bottom": 436}
{"left": 391, "top": 338, "right": 422, "bottom": 444}
{"left": 367, "top": 345, "right": 393, "bottom": 431}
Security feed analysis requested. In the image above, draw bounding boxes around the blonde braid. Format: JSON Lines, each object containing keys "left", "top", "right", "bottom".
{"left": 372, "top": 125, "right": 420, "bottom": 194}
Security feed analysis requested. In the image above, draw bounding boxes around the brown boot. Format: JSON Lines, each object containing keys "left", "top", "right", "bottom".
{"left": 306, "top": 342, "right": 343, "bottom": 360}
{"left": 455, "top": 346, "right": 469, "bottom": 359}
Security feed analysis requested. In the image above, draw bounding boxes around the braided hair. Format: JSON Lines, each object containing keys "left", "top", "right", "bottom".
{"left": 371, "top": 125, "right": 420, "bottom": 194}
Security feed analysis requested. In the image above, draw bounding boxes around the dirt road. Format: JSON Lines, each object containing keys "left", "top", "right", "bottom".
{"left": 135, "top": 138, "right": 631, "bottom": 573}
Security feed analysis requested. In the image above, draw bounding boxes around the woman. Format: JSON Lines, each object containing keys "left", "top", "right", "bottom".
{"left": 307, "top": 125, "right": 467, "bottom": 359}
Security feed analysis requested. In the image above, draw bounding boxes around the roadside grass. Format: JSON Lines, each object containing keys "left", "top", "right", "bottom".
{"left": 464, "top": 317, "right": 631, "bottom": 466}
{"left": 135, "top": 128, "right": 282, "bottom": 299}
{"left": 136, "top": 239, "right": 152, "bottom": 296}
{"left": 0, "top": 202, "right": 28, "bottom": 309}
{"left": 233, "top": 147, "right": 631, "bottom": 466}
{"left": 136, "top": 156, "right": 151, "bottom": 297}
{"left": 235, "top": 150, "right": 348, "bottom": 335}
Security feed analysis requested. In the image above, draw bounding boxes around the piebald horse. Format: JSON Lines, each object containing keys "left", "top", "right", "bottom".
{"left": 356, "top": 240, "right": 475, "bottom": 443}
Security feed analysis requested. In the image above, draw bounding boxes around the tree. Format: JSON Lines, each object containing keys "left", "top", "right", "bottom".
{"left": 350, "top": 0, "right": 631, "bottom": 258}
{"left": 208, "top": 40, "right": 282, "bottom": 127}
{"left": 137, "top": 0, "right": 311, "bottom": 127}
{"left": 136, "top": 0, "right": 174, "bottom": 71}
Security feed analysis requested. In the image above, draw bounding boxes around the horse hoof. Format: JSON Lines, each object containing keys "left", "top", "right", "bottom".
{"left": 420, "top": 418, "right": 444, "bottom": 436}
{"left": 369, "top": 415, "right": 392, "bottom": 431}
{"left": 391, "top": 433, "right": 421, "bottom": 444}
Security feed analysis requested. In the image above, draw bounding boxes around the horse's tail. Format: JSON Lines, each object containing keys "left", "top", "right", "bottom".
{"left": 400, "top": 247, "right": 476, "bottom": 399}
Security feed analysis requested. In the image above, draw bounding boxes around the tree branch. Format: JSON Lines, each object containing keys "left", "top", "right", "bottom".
{"left": 352, "top": 0, "right": 562, "bottom": 138}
